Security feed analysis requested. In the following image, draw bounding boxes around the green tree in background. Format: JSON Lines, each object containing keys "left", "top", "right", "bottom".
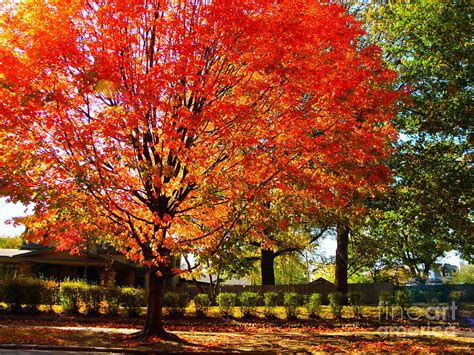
{"left": 0, "top": 236, "right": 22, "bottom": 249}
{"left": 274, "top": 253, "right": 309, "bottom": 285}
{"left": 452, "top": 264, "right": 474, "bottom": 284}
{"left": 357, "top": 0, "right": 473, "bottom": 282}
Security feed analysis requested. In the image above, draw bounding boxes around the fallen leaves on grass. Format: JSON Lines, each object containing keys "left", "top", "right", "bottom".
{"left": 339, "top": 339, "right": 471, "bottom": 353}
{"left": 0, "top": 328, "right": 71, "bottom": 346}
{"left": 0, "top": 327, "right": 471, "bottom": 353}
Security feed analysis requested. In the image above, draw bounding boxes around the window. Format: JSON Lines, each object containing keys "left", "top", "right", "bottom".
{"left": 0, "top": 264, "right": 18, "bottom": 280}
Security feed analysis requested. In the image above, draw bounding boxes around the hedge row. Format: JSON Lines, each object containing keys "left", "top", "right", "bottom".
{"left": 213, "top": 291, "right": 325, "bottom": 318}
{"left": 2, "top": 279, "right": 464, "bottom": 319}
{"left": 0, "top": 278, "right": 145, "bottom": 316}
{"left": 0, "top": 279, "right": 327, "bottom": 318}
{"left": 212, "top": 291, "right": 358, "bottom": 319}
{"left": 202, "top": 289, "right": 464, "bottom": 319}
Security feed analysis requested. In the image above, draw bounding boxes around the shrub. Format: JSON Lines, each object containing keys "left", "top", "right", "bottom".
{"left": 82, "top": 284, "right": 103, "bottom": 315}
{"left": 24, "top": 278, "right": 45, "bottom": 313}
{"left": 378, "top": 291, "right": 392, "bottom": 318}
{"left": 423, "top": 290, "right": 441, "bottom": 305}
{"left": 120, "top": 287, "right": 145, "bottom": 317}
{"left": 328, "top": 291, "right": 345, "bottom": 318}
{"left": 216, "top": 292, "right": 238, "bottom": 317}
{"left": 378, "top": 291, "right": 392, "bottom": 306}
{"left": 264, "top": 292, "right": 279, "bottom": 307}
{"left": 304, "top": 293, "right": 322, "bottom": 318}
{"left": 41, "top": 279, "right": 59, "bottom": 311}
{"left": 395, "top": 289, "right": 411, "bottom": 315}
{"left": 449, "top": 289, "right": 464, "bottom": 320}
{"left": 347, "top": 291, "right": 363, "bottom": 318}
{"left": 3, "top": 279, "right": 26, "bottom": 313}
{"left": 2, "top": 278, "right": 44, "bottom": 313}
{"left": 263, "top": 291, "right": 279, "bottom": 318}
{"left": 193, "top": 293, "right": 211, "bottom": 317}
{"left": 103, "top": 287, "right": 121, "bottom": 316}
{"left": 239, "top": 292, "right": 261, "bottom": 318}
{"left": 59, "top": 279, "right": 88, "bottom": 314}
{"left": 408, "top": 288, "right": 424, "bottom": 303}
{"left": 449, "top": 289, "right": 464, "bottom": 303}
{"left": 283, "top": 292, "right": 301, "bottom": 319}
{"left": 164, "top": 292, "right": 189, "bottom": 317}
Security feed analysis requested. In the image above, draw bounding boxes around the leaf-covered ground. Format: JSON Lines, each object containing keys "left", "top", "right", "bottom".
{"left": 0, "top": 313, "right": 472, "bottom": 353}
{"left": 0, "top": 325, "right": 472, "bottom": 353}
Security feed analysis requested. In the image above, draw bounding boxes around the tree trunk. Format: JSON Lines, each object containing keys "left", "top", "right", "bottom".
{"left": 209, "top": 273, "right": 221, "bottom": 305}
{"left": 141, "top": 269, "right": 167, "bottom": 338}
{"left": 335, "top": 224, "right": 349, "bottom": 294}
{"left": 261, "top": 248, "right": 276, "bottom": 285}
{"left": 422, "top": 263, "right": 431, "bottom": 283}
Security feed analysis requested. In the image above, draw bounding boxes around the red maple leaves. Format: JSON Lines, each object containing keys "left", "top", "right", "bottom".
{"left": 0, "top": 0, "right": 398, "bottom": 269}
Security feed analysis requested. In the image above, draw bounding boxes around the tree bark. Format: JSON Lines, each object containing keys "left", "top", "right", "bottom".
{"left": 335, "top": 224, "right": 349, "bottom": 294}
{"left": 141, "top": 268, "right": 167, "bottom": 338}
{"left": 261, "top": 248, "right": 276, "bottom": 285}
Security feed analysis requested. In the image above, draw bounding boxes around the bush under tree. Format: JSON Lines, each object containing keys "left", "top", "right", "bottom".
{"left": 395, "top": 289, "right": 411, "bottom": 316}
{"left": 304, "top": 293, "right": 322, "bottom": 319}
{"left": 163, "top": 292, "right": 189, "bottom": 317}
{"left": 263, "top": 291, "right": 279, "bottom": 319}
{"left": 193, "top": 293, "right": 211, "bottom": 318}
{"left": 216, "top": 293, "right": 238, "bottom": 318}
{"left": 120, "top": 287, "right": 145, "bottom": 317}
{"left": 347, "top": 291, "right": 363, "bottom": 318}
{"left": 239, "top": 292, "right": 261, "bottom": 318}
{"left": 283, "top": 292, "right": 301, "bottom": 320}
{"left": 328, "top": 291, "right": 345, "bottom": 319}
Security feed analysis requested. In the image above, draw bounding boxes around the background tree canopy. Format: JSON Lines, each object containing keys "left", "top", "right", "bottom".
{"left": 349, "top": 0, "right": 473, "bottom": 282}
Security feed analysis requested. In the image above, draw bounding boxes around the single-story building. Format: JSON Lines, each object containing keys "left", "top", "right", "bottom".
{"left": 0, "top": 243, "right": 149, "bottom": 287}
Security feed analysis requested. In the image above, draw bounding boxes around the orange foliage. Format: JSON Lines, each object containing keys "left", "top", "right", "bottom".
{"left": 0, "top": 1, "right": 398, "bottom": 269}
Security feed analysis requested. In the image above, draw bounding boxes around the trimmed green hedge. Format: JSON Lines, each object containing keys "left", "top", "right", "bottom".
{"left": 1, "top": 278, "right": 51, "bottom": 313}
{"left": 283, "top": 292, "right": 302, "bottom": 319}
{"left": 347, "top": 291, "right": 363, "bottom": 318}
{"left": 59, "top": 279, "right": 88, "bottom": 314}
{"left": 239, "top": 291, "right": 261, "bottom": 317}
{"left": 328, "top": 291, "right": 345, "bottom": 318}
{"left": 164, "top": 292, "right": 189, "bottom": 317}
{"left": 120, "top": 287, "right": 145, "bottom": 317}
{"left": 193, "top": 293, "right": 211, "bottom": 317}
{"left": 0, "top": 278, "right": 145, "bottom": 316}
{"left": 216, "top": 292, "right": 238, "bottom": 317}
{"left": 305, "top": 293, "right": 322, "bottom": 318}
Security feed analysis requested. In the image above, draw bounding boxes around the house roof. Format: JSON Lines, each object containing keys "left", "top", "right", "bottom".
{"left": 310, "top": 277, "right": 334, "bottom": 285}
{"left": 442, "top": 263, "right": 458, "bottom": 271}
{"left": 0, "top": 248, "right": 43, "bottom": 258}
{"left": 0, "top": 247, "right": 143, "bottom": 269}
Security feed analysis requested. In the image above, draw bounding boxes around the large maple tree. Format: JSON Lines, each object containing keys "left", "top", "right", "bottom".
{"left": 0, "top": 0, "right": 397, "bottom": 337}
